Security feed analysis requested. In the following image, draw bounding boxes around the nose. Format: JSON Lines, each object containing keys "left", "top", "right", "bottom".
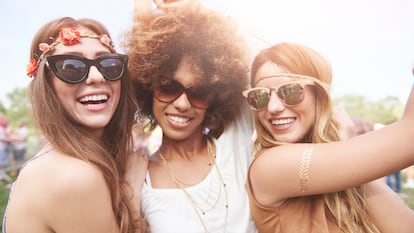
{"left": 266, "top": 91, "right": 285, "bottom": 112}
{"left": 172, "top": 92, "right": 192, "bottom": 110}
{"left": 85, "top": 65, "right": 105, "bottom": 84}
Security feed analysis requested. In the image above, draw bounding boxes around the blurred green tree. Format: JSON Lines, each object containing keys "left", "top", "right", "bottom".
{"left": 0, "top": 100, "right": 5, "bottom": 114}
{"left": 4, "top": 87, "right": 32, "bottom": 127}
{"left": 334, "top": 95, "right": 403, "bottom": 125}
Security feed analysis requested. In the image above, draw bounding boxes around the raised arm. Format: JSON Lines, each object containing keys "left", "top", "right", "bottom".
{"left": 152, "top": 0, "right": 209, "bottom": 14}
{"left": 134, "top": 0, "right": 153, "bottom": 18}
{"left": 250, "top": 83, "right": 414, "bottom": 206}
{"left": 125, "top": 148, "right": 149, "bottom": 232}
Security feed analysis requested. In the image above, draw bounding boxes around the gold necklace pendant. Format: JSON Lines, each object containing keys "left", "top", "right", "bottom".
{"left": 159, "top": 139, "right": 229, "bottom": 233}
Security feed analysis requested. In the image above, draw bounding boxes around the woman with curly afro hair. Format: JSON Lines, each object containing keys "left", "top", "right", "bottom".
{"left": 124, "top": 0, "right": 258, "bottom": 232}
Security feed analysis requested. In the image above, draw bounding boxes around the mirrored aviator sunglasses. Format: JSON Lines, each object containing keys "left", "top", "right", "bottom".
{"left": 153, "top": 79, "right": 214, "bottom": 109}
{"left": 242, "top": 80, "right": 315, "bottom": 111}
{"left": 46, "top": 54, "right": 128, "bottom": 84}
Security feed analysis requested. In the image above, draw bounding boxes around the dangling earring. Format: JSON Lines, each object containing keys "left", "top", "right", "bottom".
{"left": 202, "top": 127, "right": 210, "bottom": 135}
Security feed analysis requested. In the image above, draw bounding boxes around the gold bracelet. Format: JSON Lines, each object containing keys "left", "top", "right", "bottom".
{"left": 299, "top": 145, "right": 313, "bottom": 192}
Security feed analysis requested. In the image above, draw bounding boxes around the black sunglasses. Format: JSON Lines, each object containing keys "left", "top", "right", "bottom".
{"left": 153, "top": 79, "right": 214, "bottom": 109}
{"left": 46, "top": 54, "right": 128, "bottom": 84}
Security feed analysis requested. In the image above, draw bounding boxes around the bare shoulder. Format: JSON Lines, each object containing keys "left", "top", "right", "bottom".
{"left": 18, "top": 151, "right": 106, "bottom": 192}
{"left": 5, "top": 151, "right": 116, "bottom": 233}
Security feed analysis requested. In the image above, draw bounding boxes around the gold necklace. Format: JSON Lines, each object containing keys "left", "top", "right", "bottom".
{"left": 159, "top": 139, "right": 229, "bottom": 233}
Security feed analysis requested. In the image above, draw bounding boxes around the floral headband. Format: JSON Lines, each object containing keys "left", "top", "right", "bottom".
{"left": 26, "top": 26, "right": 115, "bottom": 78}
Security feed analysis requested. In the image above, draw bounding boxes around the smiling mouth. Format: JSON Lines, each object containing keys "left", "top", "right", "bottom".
{"left": 167, "top": 115, "right": 190, "bottom": 124}
{"left": 271, "top": 118, "right": 295, "bottom": 126}
{"left": 79, "top": 94, "right": 108, "bottom": 105}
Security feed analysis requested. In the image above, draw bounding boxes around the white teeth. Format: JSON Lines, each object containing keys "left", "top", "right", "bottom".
{"left": 79, "top": 94, "right": 108, "bottom": 102}
{"left": 168, "top": 115, "right": 190, "bottom": 124}
{"left": 271, "top": 118, "right": 294, "bottom": 125}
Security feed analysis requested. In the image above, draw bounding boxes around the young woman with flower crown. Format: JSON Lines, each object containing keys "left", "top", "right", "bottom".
{"left": 2, "top": 17, "right": 148, "bottom": 233}
{"left": 244, "top": 42, "right": 414, "bottom": 233}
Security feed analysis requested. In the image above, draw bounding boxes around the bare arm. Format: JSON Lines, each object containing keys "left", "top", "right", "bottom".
{"left": 125, "top": 148, "right": 149, "bottom": 232}
{"left": 363, "top": 180, "right": 414, "bottom": 233}
{"left": 250, "top": 83, "right": 414, "bottom": 206}
{"left": 134, "top": 0, "right": 153, "bottom": 18}
{"left": 153, "top": 0, "right": 208, "bottom": 14}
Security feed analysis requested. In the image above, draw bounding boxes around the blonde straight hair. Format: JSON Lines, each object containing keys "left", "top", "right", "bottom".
{"left": 251, "top": 42, "right": 380, "bottom": 233}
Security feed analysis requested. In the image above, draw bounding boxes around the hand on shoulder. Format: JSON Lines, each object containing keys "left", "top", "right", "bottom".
{"left": 125, "top": 148, "right": 149, "bottom": 195}
{"left": 153, "top": 0, "right": 204, "bottom": 14}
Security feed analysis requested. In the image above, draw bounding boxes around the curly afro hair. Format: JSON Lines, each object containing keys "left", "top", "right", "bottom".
{"left": 124, "top": 11, "right": 249, "bottom": 138}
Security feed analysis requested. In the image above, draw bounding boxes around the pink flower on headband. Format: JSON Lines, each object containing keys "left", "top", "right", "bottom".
{"left": 26, "top": 26, "right": 116, "bottom": 78}
{"left": 39, "top": 43, "right": 50, "bottom": 53}
{"left": 26, "top": 59, "right": 38, "bottom": 78}
{"left": 59, "top": 26, "right": 81, "bottom": 45}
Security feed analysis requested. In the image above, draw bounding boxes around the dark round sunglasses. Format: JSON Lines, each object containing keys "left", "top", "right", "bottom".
{"left": 153, "top": 79, "right": 214, "bottom": 109}
{"left": 46, "top": 54, "right": 128, "bottom": 84}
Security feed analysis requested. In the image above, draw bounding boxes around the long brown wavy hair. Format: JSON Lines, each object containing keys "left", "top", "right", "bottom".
{"left": 123, "top": 11, "right": 249, "bottom": 138}
{"left": 251, "top": 42, "right": 380, "bottom": 233}
{"left": 28, "top": 17, "right": 139, "bottom": 232}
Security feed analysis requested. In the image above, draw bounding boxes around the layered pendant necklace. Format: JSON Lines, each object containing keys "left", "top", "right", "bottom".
{"left": 159, "top": 139, "right": 229, "bottom": 233}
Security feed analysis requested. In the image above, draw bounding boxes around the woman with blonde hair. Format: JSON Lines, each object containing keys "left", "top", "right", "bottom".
{"left": 244, "top": 42, "right": 414, "bottom": 233}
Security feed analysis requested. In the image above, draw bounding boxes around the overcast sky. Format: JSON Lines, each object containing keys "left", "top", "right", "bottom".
{"left": 1, "top": 0, "right": 413, "bottom": 107}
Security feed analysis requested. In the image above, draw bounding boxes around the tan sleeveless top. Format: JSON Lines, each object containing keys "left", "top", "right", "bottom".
{"left": 246, "top": 161, "right": 343, "bottom": 233}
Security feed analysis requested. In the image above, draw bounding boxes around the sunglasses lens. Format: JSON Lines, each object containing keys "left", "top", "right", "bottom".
{"left": 98, "top": 58, "right": 125, "bottom": 80}
{"left": 278, "top": 84, "right": 304, "bottom": 105}
{"left": 187, "top": 86, "right": 212, "bottom": 109}
{"left": 247, "top": 89, "right": 270, "bottom": 110}
{"left": 154, "top": 80, "right": 212, "bottom": 109}
{"left": 154, "top": 81, "right": 183, "bottom": 103}
{"left": 54, "top": 59, "right": 87, "bottom": 83}
{"left": 246, "top": 83, "right": 306, "bottom": 110}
